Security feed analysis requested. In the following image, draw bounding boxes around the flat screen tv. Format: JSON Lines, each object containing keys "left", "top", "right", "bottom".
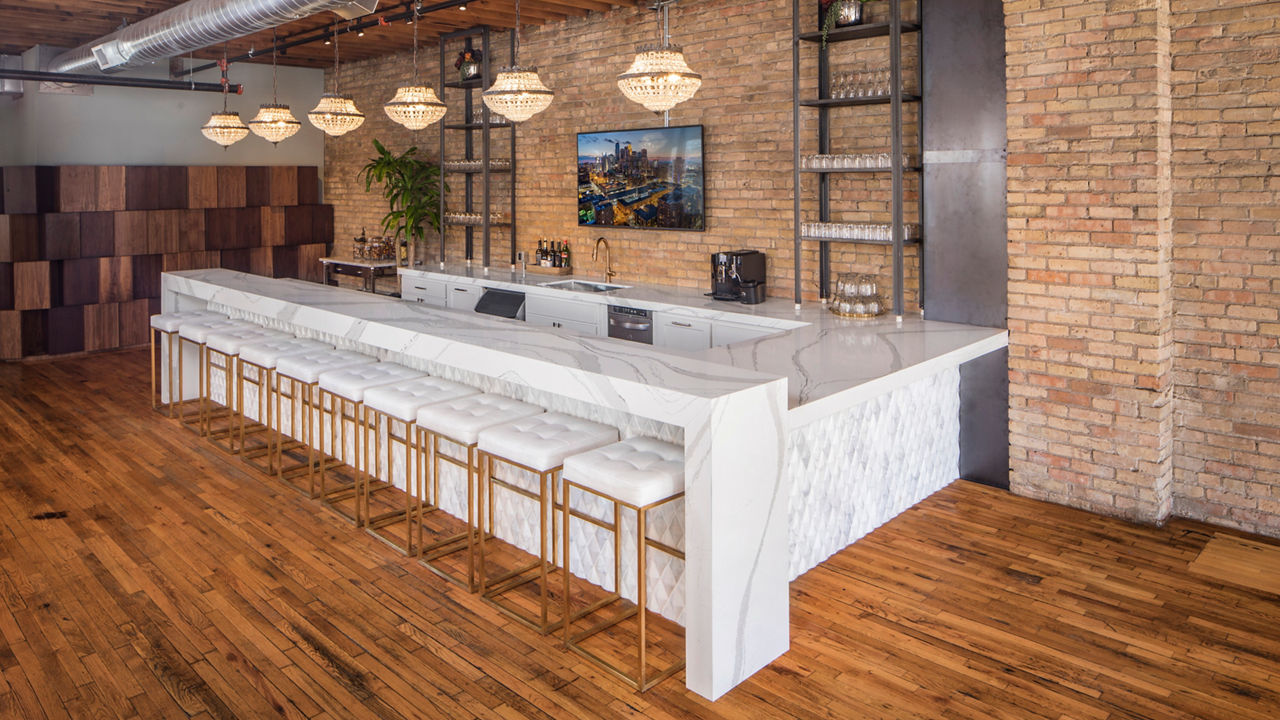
{"left": 577, "top": 124, "right": 705, "bottom": 231}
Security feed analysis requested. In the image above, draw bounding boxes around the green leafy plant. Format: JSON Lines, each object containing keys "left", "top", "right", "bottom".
{"left": 357, "top": 139, "right": 445, "bottom": 244}
{"left": 821, "top": 0, "right": 872, "bottom": 47}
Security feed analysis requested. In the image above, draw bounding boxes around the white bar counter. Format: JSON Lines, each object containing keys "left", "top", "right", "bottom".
{"left": 161, "top": 268, "right": 1007, "bottom": 700}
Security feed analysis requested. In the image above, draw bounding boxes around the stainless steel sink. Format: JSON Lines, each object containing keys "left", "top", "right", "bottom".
{"left": 539, "top": 279, "right": 631, "bottom": 293}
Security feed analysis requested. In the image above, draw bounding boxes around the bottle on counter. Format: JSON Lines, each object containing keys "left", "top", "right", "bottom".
{"left": 535, "top": 240, "right": 543, "bottom": 266}
{"left": 561, "top": 242, "right": 570, "bottom": 269}
{"left": 552, "top": 241, "right": 562, "bottom": 268}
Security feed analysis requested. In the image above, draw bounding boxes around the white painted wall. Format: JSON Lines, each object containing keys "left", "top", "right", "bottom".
{"left": 0, "top": 48, "right": 325, "bottom": 169}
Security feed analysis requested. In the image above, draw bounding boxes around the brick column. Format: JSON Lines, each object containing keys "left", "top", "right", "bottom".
{"left": 1005, "top": 0, "right": 1175, "bottom": 522}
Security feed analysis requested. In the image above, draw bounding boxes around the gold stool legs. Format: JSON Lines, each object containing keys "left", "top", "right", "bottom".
{"left": 365, "top": 411, "right": 429, "bottom": 554}
{"left": 416, "top": 430, "right": 483, "bottom": 591}
{"left": 317, "top": 390, "right": 366, "bottom": 526}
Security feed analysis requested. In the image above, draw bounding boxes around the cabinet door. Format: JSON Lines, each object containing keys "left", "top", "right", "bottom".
{"left": 711, "top": 320, "right": 777, "bottom": 347}
{"left": 401, "top": 277, "right": 447, "bottom": 307}
{"left": 654, "top": 314, "right": 711, "bottom": 353}
{"left": 446, "top": 283, "right": 482, "bottom": 312}
{"left": 526, "top": 312, "right": 601, "bottom": 337}
{"left": 525, "top": 294, "right": 605, "bottom": 335}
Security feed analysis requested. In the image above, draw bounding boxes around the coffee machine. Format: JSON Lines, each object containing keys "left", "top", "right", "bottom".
{"left": 709, "top": 250, "right": 766, "bottom": 304}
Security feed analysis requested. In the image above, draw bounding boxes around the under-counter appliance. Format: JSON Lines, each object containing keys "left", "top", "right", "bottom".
{"left": 709, "top": 250, "right": 766, "bottom": 303}
{"left": 607, "top": 305, "right": 653, "bottom": 344}
{"left": 474, "top": 288, "right": 526, "bottom": 320}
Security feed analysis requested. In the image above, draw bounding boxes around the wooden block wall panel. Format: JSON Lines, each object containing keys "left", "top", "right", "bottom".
{"left": 233, "top": 207, "right": 261, "bottom": 249}
{"left": 0, "top": 263, "right": 11, "bottom": 310}
{"left": 146, "top": 210, "right": 180, "bottom": 254}
{"left": 41, "top": 213, "right": 81, "bottom": 260}
{"left": 79, "top": 212, "right": 115, "bottom": 258}
{"left": 96, "top": 166, "right": 126, "bottom": 211}
{"left": 216, "top": 166, "right": 246, "bottom": 208}
{"left": 179, "top": 210, "right": 205, "bottom": 252}
{"left": 20, "top": 309, "right": 46, "bottom": 357}
{"left": 125, "top": 166, "right": 160, "bottom": 211}
{"left": 248, "top": 247, "right": 273, "bottom": 277}
{"left": 298, "top": 166, "right": 320, "bottom": 205}
{"left": 119, "top": 298, "right": 152, "bottom": 347}
{"left": 99, "top": 257, "right": 132, "bottom": 303}
{"left": 162, "top": 251, "right": 218, "bottom": 272}
{"left": 58, "top": 166, "right": 98, "bottom": 212}
{"left": 84, "top": 302, "right": 119, "bottom": 351}
{"left": 261, "top": 207, "right": 285, "bottom": 246}
{"left": 158, "top": 167, "right": 187, "bottom": 210}
{"left": 271, "top": 246, "right": 298, "bottom": 279}
{"left": 187, "top": 166, "right": 218, "bottom": 209}
{"left": 220, "top": 249, "right": 252, "bottom": 273}
{"left": 0, "top": 310, "right": 18, "bottom": 359}
{"left": 296, "top": 243, "right": 327, "bottom": 283}
{"left": 131, "top": 254, "right": 162, "bottom": 299}
{"left": 313, "top": 205, "right": 334, "bottom": 246}
{"left": 270, "top": 166, "right": 299, "bottom": 207}
{"left": 203, "top": 208, "right": 234, "bottom": 250}
{"left": 35, "top": 167, "right": 60, "bottom": 213}
{"left": 14, "top": 261, "right": 50, "bottom": 310}
{"left": 113, "top": 211, "right": 149, "bottom": 256}
{"left": 0, "top": 169, "right": 4, "bottom": 214}
{"left": 245, "top": 166, "right": 271, "bottom": 207}
{"left": 283, "top": 205, "right": 314, "bottom": 246}
{"left": 47, "top": 306, "right": 84, "bottom": 355}
{"left": 3, "top": 166, "right": 37, "bottom": 214}
{"left": 1, "top": 215, "right": 41, "bottom": 262}
{"left": 61, "top": 258, "right": 100, "bottom": 307}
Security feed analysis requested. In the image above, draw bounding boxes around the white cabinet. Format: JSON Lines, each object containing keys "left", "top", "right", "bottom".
{"left": 401, "top": 276, "right": 447, "bottom": 307}
{"left": 526, "top": 293, "right": 605, "bottom": 337}
{"left": 654, "top": 313, "right": 711, "bottom": 353}
{"left": 712, "top": 319, "right": 777, "bottom": 347}
{"left": 446, "top": 283, "right": 483, "bottom": 312}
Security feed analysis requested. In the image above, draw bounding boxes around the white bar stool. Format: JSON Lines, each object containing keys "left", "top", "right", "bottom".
{"left": 203, "top": 327, "right": 293, "bottom": 452}
{"left": 273, "top": 349, "right": 378, "bottom": 497}
{"left": 361, "top": 377, "right": 480, "bottom": 555}
{"left": 176, "top": 318, "right": 264, "bottom": 436}
{"left": 475, "top": 412, "right": 618, "bottom": 634}
{"left": 314, "top": 362, "right": 426, "bottom": 526}
{"left": 560, "top": 437, "right": 686, "bottom": 692}
{"left": 149, "top": 310, "right": 226, "bottom": 417}
{"left": 414, "top": 393, "right": 544, "bottom": 591}
{"left": 235, "top": 336, "right": 335, "bottom": 475}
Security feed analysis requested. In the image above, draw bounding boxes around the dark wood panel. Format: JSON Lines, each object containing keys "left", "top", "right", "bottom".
{"left": 99, "top": 256, "right": 133, "bottom": 304}
{"left": 61, "top": 257, "right": 100, "bottom": 307}
{"left": 219, "top": 249, "right": 253, "bottom": 273}
{"left": 113, "top": 211, "right": 150, "bottom": 256}
{"left": 248, "top": 247, "right": 273, "bottom": 277}
{"left": 270, "top": 246, "right": 298, "bottom": 279}
{"left": 35, "top": 166, "right": 60, "bottom": 214}
{"left": 41, "top": 212, "right": 81, "bottom": 260}
{"left": 125, "top": 166, "right": 161, "bottom": 211}
{"left": 187, "top": 166, "right": 219, "bottom": 209}
{"left": 58, "top": 166, "right": 98, "bottom": 213}
{"left": 233, "top": 207, "right": 262, "bottom": 249}
{"left": 0, "top": 168, "right": 4, "bottom": 214}
{"left": 0, "top": 262, "right": 11, "bottom": 310}
{"left": 118, "top": 298, "right": 152, "bottom": 347}
{"left": 83, "top": 302, "right": 120, "bottom": 352}
{"left": 2, "top": 166, "right": 37, "bottom": 214}
{"left": 313, "top": 204, "right": 334, "bottom": 246}
{"left": 244, "top": 166, "right": 271, "bottom": 208}
{"left": 13, "top": 260, "right": 50, "bottom": 310}
{"left": 283, "top": 205, "right": 314, "bottom": 246}
{"left": 296, "top": 243, "right": 327, "bottom": 283}
{"left": 179, "top": 209, "right": 206, "bottom": 252}
{"left": 19, "top": 308, "right": 46, "bottom": 356}
{"left": 216, "top": 166, "right": 247, "bottom": 208}
{"left": 298, "top": 166, "right": 320, "bottom": 205}
{"left": 0, "top": 309, "right": 18, "bottom": 359}
{"left": 79, "top": 211, "right": 116, "bottom": 258}
{"left": 146, "top": 210, "right": 180, "bottom": 255}
{"left": 0, "top": 214, "right": 41, "bottom": 262}
{"left": 96, "top": 166, "right": 126, "bottom": 211}
{"left": 269, "top": 166, "right": 299, "bottom": 207}
{"left": 158, "top": 166, "right": 188, "bottom": 210}
{"left": 260, "top": 207, "right": 285, "bottom": 247}
{"left": 130, "top": 254, "right": 163, "bottom": 299}
{"left": 46, "top": 305, "right": 84, "bottom": 355}
{"left": 203, "top": 208, "right": 235, "bottom": 251}
{"left": 162, "top": 251, "right": 219, "bottom": 272}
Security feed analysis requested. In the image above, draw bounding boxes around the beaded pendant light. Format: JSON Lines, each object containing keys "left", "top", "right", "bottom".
{"left": 248, "top": 29, "right": 302, "bottom": 144}
{"left": 384, "top": 4, "right": 447, "bottom": 129}
{"left": 617, "top": 0, "right": 702, "bottom": 113}
{"left": 201, "top": 50, "right": 249, "bottom": 147}
{"left": 308, "top": 27, "right": 365, "bottom": 137}
{"left": 482, "top": 0, "right": 553, "bottom": 122}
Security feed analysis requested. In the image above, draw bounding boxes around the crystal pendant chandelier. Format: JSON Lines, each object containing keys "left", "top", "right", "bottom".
{"left": 384, "top": 5, "right": 446, "bottom": 129}
{"left": 482, "top": 0, "right": 553, "bottom": 122}
{"left": 617, "top": 0, "right": 702, "bottom": 113}
{"left": 309, "top": 27, "right": 365, "bottom": 137}
{"left": 201, "top": 51, "right": 249, "bottom": 147}
{"left": 248, "top": 29, "right": 301, "bottom": 144}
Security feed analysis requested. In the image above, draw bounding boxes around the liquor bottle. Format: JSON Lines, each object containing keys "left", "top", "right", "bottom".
{"left": 536, "top": 240, "right": 543, "bottom": 266}
{"left": 553, "top": 241, "right": 562, "bottom": 268}
{"left": 560, "top": 242, "right": 569, "bottom": 269}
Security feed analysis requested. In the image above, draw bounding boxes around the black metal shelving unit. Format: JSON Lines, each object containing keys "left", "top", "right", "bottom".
{"left": 791, "top": 1, "right": 924, "bottom": 316}
{"left": 437, "top": 26, "right": 517, "bottom": 269}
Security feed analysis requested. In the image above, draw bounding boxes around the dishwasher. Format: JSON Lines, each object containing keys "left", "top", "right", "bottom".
{"left": 607, "top": 305, "right": 653, "bottom": 344}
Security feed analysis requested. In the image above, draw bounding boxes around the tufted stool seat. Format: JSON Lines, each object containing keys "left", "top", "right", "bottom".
{"left": 202, "top": 327, "right": 293, "bottom": 451}
{"left": 560, "top": 437, "right": 686, "bottom": 692}
{"left": 149, "top": 310, "right": 227, "bottom": 417}
{"left": 360, "top": 376, "right": 479, "bottom": 555}
{"left": 314, "top": 363, "right": 426, "bottom": 526}
{"left": 475, "top": 412, "right": 618, "bottom": 633}
{"left": 414, "top": 393, "right": 544, "bottom": 590}
{"left": 233, "top": 337, "right": 335, "bottom": 476}
{"left": 174, "top": 318, "right": 265, "bottom": 435}
{"left": 273, "top": 349, "right": 378, "bottom": 497}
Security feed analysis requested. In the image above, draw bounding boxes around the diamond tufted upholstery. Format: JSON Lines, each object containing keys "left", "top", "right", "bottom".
{"left": 363, "top": 376, "right": 480, "bottom": 422}
{"left": 563, "top": 437, "right": 685, "bottom": 508}
{"left": 275, "top": 350, "right": 377, "bottom": 384}
{"left": 149, "top": 310, "right": 227, "bottom": 333}
{"left": 204, "top": 327, "right": 293, "bottom": 356}
{"left": 177, "top": 318, "right": 262, "bottom": 344}
{"left": 316, "top": 363, "right": 425, "bottom": 403}
{"left": 478, "top": 412, "right": 618, "bottom": 472}
{"left": 238, "top": 338, "right": 335, "bottom": 369}
{"left": 416, "top": 393, "right": 544, "bottom": 446}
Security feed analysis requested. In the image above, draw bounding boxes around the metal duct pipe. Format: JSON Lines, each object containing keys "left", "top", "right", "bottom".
{"left": 0, "top": 67, "right": 241, "bottom": 94}
{"left": 47, "top": 0, "right": 378, "bottom": 74}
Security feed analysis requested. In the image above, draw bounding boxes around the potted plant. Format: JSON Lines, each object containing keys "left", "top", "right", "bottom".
{"left": 821, "top": 0, "right": 871, "bottom": 43}
{"left": 358, "top": 139, "right": 445, "bottom": 258}
{"left": 455, "top": 48, "right": 482, "bottom": 82}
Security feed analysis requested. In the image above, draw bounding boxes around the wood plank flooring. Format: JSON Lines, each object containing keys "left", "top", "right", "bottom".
{"left": 2, "top": 348, "right": 1280, "bottom": 719}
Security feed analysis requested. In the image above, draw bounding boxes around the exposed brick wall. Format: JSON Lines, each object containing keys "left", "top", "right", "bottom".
{"left": 324, "top": 0, "right": 920, "bottom": 305}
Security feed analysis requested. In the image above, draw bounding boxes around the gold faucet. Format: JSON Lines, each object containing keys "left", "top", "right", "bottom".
{"left": 592, "top": 236, "right": 617, "bottom": 282}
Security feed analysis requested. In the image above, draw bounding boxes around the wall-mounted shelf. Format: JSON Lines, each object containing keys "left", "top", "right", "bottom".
{"left": 799, "top": 95, "right": 920, "bottom": 108}
{"left": 797, "top": 21, "right": 920, "bottom": 43}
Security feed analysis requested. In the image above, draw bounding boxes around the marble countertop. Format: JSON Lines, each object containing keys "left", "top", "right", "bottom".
{"left": 401, "top": 265, "right": 1008, "bottom": 426}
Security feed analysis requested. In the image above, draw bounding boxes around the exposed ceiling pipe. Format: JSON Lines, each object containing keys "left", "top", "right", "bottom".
{"left": 0, "top": 67, "right": 241, "bottom": 94}
{"left": 47, "top": 0, "right": 380, "bottom": 75}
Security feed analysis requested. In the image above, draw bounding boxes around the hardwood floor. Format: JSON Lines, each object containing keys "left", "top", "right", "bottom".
{"left": 2, "top": 349, "right": 1280, "bottom": 719}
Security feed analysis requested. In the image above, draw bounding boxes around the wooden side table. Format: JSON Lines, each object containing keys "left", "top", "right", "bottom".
{"left": 319, "top": 257, "right": 399, "bottom": 294}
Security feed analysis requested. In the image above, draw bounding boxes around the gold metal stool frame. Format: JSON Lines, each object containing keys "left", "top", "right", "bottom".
{"left": 561, "top": 480, "right": 686, "bottom": 692}
{"left": 175, "top": 334, "right": 213, "bottom": 436}
{"left": 271, "top": 373, "right": 331, "bottom": 497}
{"left": 236, "top": 355, "right": 281, "bottom": 473}
{"left": 414, "top": 428, "right": 485, "bottom": 591}
{"left": 204, "top": 344, "right": 251, "bottom": 453}
{"left": 316, "top": 388, "right": 373, "bottom": 526}
{"left": 363, "top": 406, "right": 431, "bottom": 555}
{"left": 150, "top": 325, "right": 187, "bottom": 418}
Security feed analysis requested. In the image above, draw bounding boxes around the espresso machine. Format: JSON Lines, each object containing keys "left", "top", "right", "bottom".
{"left": 709, "top": 250, "right": 767, "bottom": 304}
